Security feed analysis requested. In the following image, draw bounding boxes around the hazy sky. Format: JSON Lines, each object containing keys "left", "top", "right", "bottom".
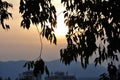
{"left": 0, "top": 0, "right": 120, "bottom": 67}
{"left": 0, "top": 0, "right": 68, "bottom": 61}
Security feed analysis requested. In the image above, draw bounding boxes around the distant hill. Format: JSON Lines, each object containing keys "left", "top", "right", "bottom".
{"left": 46, "top": 60, "right": 107, "bottom": 78}
{"left": 0, "top": 60, "right": 107, "bottom": 80}
{"left": 0, "top": 61, "right": 27, "bottom": 79}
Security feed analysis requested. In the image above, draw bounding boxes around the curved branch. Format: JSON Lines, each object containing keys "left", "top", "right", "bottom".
{"left": 36, "top": 26, "right": 43, "bottom": 60}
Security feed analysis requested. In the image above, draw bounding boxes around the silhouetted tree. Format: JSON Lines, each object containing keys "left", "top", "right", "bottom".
{"left": 1, "top": 0, "right": 120, "bottom": 77}
{"left": 60, "top": 0, "right": 120, "bottom": 68}
{"left": 0, "top": 0, "right": 13, "bottom": 29}
{"left": 19, "top": 0, "right": 120, "bottom": 76}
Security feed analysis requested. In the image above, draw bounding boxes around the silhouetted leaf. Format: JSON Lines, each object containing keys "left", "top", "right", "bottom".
{"left": 45, "top": 66, "right": 49, "bottom": 76}
{"left": 64, "top": 12, "right": 68, "bottom": 18}
{"left": 5, "top": 24, "right": 10, "bottom": 29}
{"left": 23, "top": 62, "right": 27, "bottom": 68}
{"left": 53, "top": 34, "right": 57, "bottom": 45}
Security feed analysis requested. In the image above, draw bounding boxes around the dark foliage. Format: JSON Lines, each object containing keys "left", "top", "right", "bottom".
{"left": 60, "top": 0, "right": 120, "bottom": 68}
{"left": 22, "top": 0, "right": 120, "bottom": 76}
{"left": 99, "top": 62, "right": 120, "bottom": 80}
{"left": 19, "top": 0, "right": 57, "bottom": 44}
{"left": 0, "top": 76, "right": 2, "bottom": 80}
{"left": 23, "top": 59, "right": 49, "bottom": 77}
{"left": 19, "top": 0, "right": 58, "bottom": 76}
{"left": 1, "top": 0, "right": 118, "bottom": 77}
{"left": 0, "top": 0, "right": 13, "bottom": 29}
{"left": 99, "top": 73, "right": 110, "bottom": 80}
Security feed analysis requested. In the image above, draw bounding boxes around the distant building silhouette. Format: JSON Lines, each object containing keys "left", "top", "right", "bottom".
{"left": 19, "top": 70, "right": 41, "bottom": 80}
{"left": 45, "top": 71, "right": 77, "bottom": 80}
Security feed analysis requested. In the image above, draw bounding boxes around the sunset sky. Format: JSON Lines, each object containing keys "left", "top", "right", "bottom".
{"left": 0, "top": 0, "right": 68, "bottom": 61}
{"left": 0, "top": 0, "right": 120, "bottom": 67}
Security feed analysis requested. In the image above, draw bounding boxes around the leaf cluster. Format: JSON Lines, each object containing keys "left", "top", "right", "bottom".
{"left": 99, "top": 63, "right": 120, "bottom": 80}
{"left": 23, "top": 59, "right": 49, "bottom": 77}
{"left": 41, "top": 25, "right": 57, "bottom": 44}
{"left": 19, "top": 0, "right": 57, "bottom": 44}
{"left": 60, "top": 0, "right": 120, "bottom": 68}
{"left": 60, "top": 43, "right": 78, "bottom": 65}
{"left": 0, "top": 0, "right": 13, "bottom": 29}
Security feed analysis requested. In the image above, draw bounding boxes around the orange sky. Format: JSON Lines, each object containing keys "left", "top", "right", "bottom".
{"left": 1, "top": 0, "right": 120, "bottom": 67}
{"left": 0, "top": 0, "right": 68, "bottom": 61}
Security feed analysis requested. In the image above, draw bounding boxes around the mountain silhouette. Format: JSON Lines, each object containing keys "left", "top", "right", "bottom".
{"left": 0, "top": 60, "right": 107, "bottom": 80}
